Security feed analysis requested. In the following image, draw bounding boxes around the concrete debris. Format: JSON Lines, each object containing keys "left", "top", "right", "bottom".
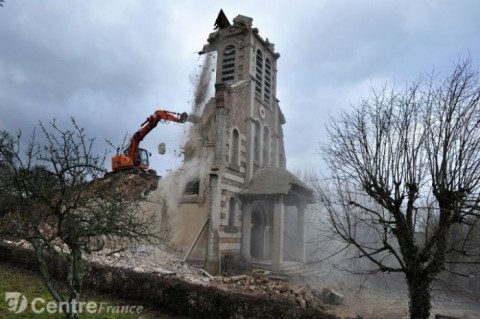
{"left": 3, "top": 239, "right": 344, "bottom": 313}
{"left": 296, "top": 296, "right": 306, "bottom": 309}
{"left": 84, "top": 246, "right": 211, "bottom": 286}
{"left": 187, "top": 114, "right": 200, "bottom": 124}
{"left": 230, "top": 274, "right": 247, "bottom": 282}
{"left": 152, "top": 267, "right": 176, "bottom": 276}
{"left": 321, "top": 287, "right": 344, "bottom": 305}
{"left": 198, "top": 268, "right": 214, "bottom": 280}
{"left": 213, "top": 269, "right": 326, "bottom": 311}
{"left": 100, "top": 172, "right": 160, "bottom": 199}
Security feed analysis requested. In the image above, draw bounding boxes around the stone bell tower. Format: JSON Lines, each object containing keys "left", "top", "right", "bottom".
{"left": 165, "top": 10, "right": 313, "bottom": 275}
{"left": 201, "top": 9, "right": 287, "bottom": 178}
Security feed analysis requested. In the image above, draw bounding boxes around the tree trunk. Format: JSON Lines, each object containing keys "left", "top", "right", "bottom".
{"left": 64, "top": 291, "right": 80, "bottom": 319}
{"left": 407, "top": 273, "right": 432, "bottom": 319}
{"left": 64, "top": 246, "right": 83, "bottom": 319}
{"left": 32, "top": 241, "right": 65, "bottom": 304}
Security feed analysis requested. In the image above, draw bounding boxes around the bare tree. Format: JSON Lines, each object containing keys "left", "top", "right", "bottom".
{"left": 0, "top": 119, "right": 158, "bottom": 319}
{"left": 315, "top": 58, "right": 480, "bottom": 319}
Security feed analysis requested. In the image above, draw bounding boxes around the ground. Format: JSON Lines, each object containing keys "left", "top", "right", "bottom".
{"left": 0, "top": 262, "right": 176, "bottom": 319}
{"left": 84, "top": 244, "right": 480, "bottom": 318}
{"left": 308, "top": 269, "right": 480, "bottom": 319}
{"left": 3, "top": 240, "right": 479, "bottom": 318}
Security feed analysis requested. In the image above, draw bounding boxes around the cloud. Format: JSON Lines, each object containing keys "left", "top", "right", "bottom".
{"left": 0, "top": 0, "right": 479, "bottom": 175}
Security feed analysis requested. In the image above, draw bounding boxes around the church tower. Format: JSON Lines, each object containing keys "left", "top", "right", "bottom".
{"left": 201, "top": 10, "right": 287, "bottom": 180}
{"left": 165, "top": 11, "right": 313, "bottom": 275}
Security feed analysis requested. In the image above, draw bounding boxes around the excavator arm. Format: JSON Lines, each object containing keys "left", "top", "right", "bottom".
{"left": 127, "top": 110, "right": 188, "bottom": 163}
{"left": 112, "top": 110, "right": 188, "bottom": 172}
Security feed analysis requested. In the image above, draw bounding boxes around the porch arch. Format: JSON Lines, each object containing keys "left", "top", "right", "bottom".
{"left": 250, "top": 208, "right": 266, "bottom": 259}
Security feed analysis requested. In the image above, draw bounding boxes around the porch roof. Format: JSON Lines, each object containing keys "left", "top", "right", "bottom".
{"left": 240, "top": 167, "right": 314, "bottom": 202}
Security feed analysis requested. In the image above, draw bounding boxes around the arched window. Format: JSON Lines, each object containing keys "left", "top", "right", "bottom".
{"left": 222, "top": 45, "right": 235, "bottom": 82}
{"left": 263, "top": 126, "right": 270, "bottom": 167}
{"left": 255, "top": 49, "right": 263, "bottom": 96}
{"left": 254, "top": 121, "right": 260, "bottom": 162}
{"left": 228, "top": 198, "right": 236, "bottom": 227}
{"left": 264, "top": 58, "right": 272, "bottom": 103}
{"left": 231, "top": 129, "right": 239, "bottom": 166}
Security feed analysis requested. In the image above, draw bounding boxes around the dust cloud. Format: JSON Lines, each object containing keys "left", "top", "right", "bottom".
{"left": 148, "top": 53, "right": 215, "bottom": 242}
{"left": 303, "top": 204, "right": 480, "bottom": 318}
{"left": 190, "top": 53, "right": 215, "bottom": 119}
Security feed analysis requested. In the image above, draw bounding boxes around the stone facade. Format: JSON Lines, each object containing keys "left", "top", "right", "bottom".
{"left": 161, "top": 11, "right": 313, "bottom": 275}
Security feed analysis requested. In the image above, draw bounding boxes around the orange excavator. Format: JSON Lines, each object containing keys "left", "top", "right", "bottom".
{"left": 111, "top": 110, "right": 188, "bottom": 174}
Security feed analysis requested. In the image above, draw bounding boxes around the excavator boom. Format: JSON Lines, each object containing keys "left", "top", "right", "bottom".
{"left": 111, "top": 110, "right": 188, "bottom": 173}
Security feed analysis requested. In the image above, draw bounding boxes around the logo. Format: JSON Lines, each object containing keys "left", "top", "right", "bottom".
{"left": 3, "top": 292, "right": 143, "bottom": 315}
{"left": 5, "top": 292, "right": 28, "bottom": 314}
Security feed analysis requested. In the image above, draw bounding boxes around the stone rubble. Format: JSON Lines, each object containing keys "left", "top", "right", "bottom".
{"left": 84, "top": 246, "right": 341, "bottom": 310}
{"left": 321, "top": 287, "right": 345, "bottom": 305}
{"left": 212, "top": 269, "right": 329, "bottom": 310}
{"left": 84, "top": 246, "right": 212, "bottom": 286}
{"left": 4, "top": 239, "right": 343, "bottom": 312}
{"left": 85, "top": 246, "right": 347, "bottom": 311}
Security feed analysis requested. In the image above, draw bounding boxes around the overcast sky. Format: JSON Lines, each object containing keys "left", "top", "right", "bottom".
{"left": 1, "top": 0, "right": 480, "bottom": 175}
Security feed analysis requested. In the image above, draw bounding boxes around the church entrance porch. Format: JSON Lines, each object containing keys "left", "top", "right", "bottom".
{"left": 240, "top": 168, "right": 314, "bottom": 273}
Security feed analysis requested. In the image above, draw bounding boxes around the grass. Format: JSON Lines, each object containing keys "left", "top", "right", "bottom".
{"left": 0, "top": 262, "right": 173, "bottom": 319}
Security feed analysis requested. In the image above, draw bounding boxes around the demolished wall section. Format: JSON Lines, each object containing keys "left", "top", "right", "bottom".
{"left": 151, "top": 52, "right": 218, "bottom": 262}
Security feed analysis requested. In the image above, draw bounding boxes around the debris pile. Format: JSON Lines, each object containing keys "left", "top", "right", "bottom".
{"left": 100, "top": 172, "right": 160, "bottom": 199}
{"left": 4, "top": 239, "right": 347, "bottom": 315}
{"left": 86, "top": 248, "right": 345, "bottom": 310}
{"left": 213, "top": 269, "right": 329, "bottom": 310}
{"left": 321, "top": 287, "right": 344, "bottom": 305}
{"left": 85, "top": 246, "right": 211, "bottom": 286}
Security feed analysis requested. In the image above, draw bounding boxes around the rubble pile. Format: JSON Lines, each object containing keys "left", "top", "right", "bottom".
{"left": 85, "top": 247, "right": 346, "bottom": 310}
{"left": 85, "top": 246, "right": 211, "bottom": 286}
{"left": 84, "top": 246, "right": 344, "bottom": 310}
{"left": 213, "top": 269, "right": 330, "bottom": 310}
{"left": 4, "top": 239, "right": 346, "bottom": 316}
{"left": 100, "top": 172, "right": 160, "bottom": 199}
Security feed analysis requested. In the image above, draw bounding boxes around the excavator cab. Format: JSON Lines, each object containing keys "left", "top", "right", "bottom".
{"left": 138, "top": 148, "right": 149, "bottom": 169}
{"left": 112, "top": 148, "right": 150, "bottom": 171}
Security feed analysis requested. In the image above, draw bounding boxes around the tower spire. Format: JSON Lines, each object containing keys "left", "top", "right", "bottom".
{"left": 214, "top": 9, "right": 231, "bottom": 30}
